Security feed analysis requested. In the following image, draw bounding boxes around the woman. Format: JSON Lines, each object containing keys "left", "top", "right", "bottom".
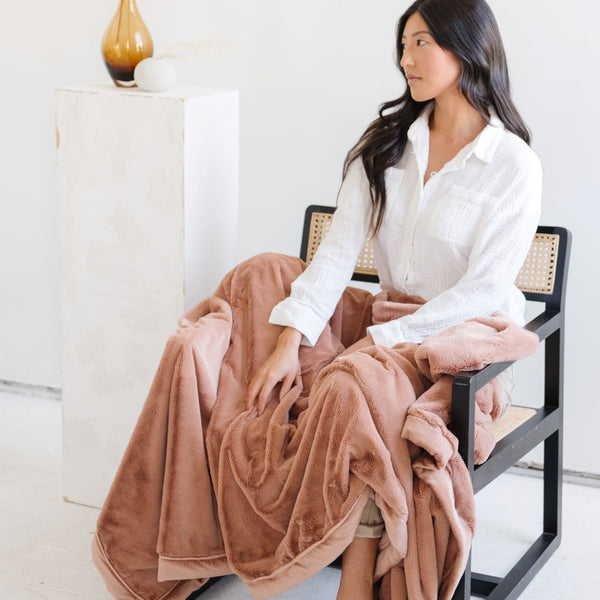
{"left": 247, "top": 0, "right": 541, "bottom": 598}
{"left": 93, "top": 1, "right": 541, "bottom": 598}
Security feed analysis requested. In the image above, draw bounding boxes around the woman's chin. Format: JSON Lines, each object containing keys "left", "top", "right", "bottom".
{"left": 409, "top": 89, "right": 433, "bottom": 103}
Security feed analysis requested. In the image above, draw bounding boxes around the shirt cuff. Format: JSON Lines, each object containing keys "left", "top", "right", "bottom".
{"left": 366, "top": 320, "right": 409, "bottom": 348}
{"left": 268, "top": 298, "right": 326, "bottom": 347}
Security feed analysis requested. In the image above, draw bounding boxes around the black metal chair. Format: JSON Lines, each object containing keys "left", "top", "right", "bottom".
{"left": 189, "top": 205, "right": 571, "bottom": 600}
{"left": 301, "top": 204, "right": 572, "bottom": 600}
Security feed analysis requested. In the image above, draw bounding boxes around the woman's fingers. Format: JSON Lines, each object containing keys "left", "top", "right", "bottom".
{"left": 248, "top": 367, "right": 293, "bottom": 415}
{"left": 245, "top": 327, "right": 302, "bottom": 415}
{"left": 256, "top": 379, "right": 275, "bottom": 415}
{"left": 245, "top": 374, "right": 262, "bottom": 410}
{"left": 280, "top": 371, "right": 294, "bottom": 399}
{"left": 245, "top": 364, "right": 280, "bottom": 412}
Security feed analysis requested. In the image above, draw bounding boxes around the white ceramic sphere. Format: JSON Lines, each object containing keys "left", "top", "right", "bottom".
{"left": 134, "top": 58, "right": 177, "bottom": 92}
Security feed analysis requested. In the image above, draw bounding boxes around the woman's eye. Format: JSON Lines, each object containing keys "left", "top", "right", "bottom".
{"left": 401, "top": 39, "right": 427, "bottom": 50}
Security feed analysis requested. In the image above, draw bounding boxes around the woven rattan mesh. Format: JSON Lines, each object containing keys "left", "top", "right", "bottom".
{"left": 514, "top": 233, "right": 559, "bottom": 295}
{"left": 307, "top": 211, "right": 558, "bottom": 295}
{"left": 307, "top": 212, "right": 377, "bottom": 276}
{"left": 491, "top": 406, "right": 536, "bottom": 443}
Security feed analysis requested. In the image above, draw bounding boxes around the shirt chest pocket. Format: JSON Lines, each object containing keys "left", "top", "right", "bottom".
{"left": 426, "top": 185, "right": 488, "bottom": 247}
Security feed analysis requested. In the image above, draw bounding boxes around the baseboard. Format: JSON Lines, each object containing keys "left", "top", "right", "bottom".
{"left": 510, "top": 462, "right": 600, "bottom": 488}
{"left": 0, "top": 379, "right": 61, "bottom": 401}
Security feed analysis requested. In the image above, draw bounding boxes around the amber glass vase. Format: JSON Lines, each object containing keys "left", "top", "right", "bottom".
{"left": 101, "top": 0, "right": 154, "bottom": 87}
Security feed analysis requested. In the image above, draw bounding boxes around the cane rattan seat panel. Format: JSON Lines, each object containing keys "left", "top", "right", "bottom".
{"left": 305, "top": 210, "right": 559, "bottom": 295}
{"left": 491, "top": 406, "right": 537, "bottom": 442}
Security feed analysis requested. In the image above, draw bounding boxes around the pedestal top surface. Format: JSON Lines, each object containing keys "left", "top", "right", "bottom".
{"left": 55, "top": 84, "right": 236, "bottom": 100}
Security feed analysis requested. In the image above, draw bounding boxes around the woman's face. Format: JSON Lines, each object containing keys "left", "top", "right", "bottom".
{"left": 400, "top": 12, "right": 461, "bottom": 103}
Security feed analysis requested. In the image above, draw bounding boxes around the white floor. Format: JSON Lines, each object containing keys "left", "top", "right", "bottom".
{"left": 1, "top": 391, "right": 598, "bottom": 600}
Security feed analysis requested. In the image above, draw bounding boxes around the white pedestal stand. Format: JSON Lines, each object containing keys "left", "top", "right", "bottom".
{"left": 56, "top": 85, "right": 239, "bottom": 508}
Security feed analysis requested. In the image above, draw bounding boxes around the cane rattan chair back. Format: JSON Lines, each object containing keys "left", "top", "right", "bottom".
{"left": 300, "top": 204, "right": 572, "bottom": 600}
{"left": 301, "top": 206, "right": 379, "bottom": 283}
{"left": 301, "top": 205, "right": 564, "bottom": 295}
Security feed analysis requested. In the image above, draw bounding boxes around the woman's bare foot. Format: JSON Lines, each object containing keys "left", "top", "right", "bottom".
{"left": 336, "top": 536, "right": 379, "bottom": 600}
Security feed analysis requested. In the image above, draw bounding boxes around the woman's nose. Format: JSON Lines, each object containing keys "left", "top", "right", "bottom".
{"left": 401, "top": 48, "right": 414, "bottom": 69}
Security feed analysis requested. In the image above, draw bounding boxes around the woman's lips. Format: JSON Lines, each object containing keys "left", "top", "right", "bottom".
{"left": 406, "top": 75, "right": 421, "bottom": 85}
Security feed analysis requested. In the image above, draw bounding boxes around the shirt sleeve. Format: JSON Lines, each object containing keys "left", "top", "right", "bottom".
{"left": 268, "top": 159, "right": 372, "bottom": 346}
{"left": 367, "top": 154, "right": 543, "bottom": 347}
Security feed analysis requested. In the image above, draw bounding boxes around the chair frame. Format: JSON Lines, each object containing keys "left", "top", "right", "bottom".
{"left": 189, "top": 207, "right": 571, "bottom": 600}
{"left": 301, "top": 205, "right": 572, "bottom": 600}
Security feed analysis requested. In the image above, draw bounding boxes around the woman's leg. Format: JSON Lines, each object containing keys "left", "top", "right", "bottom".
{"left": 337, "top": 537, "right": 379, "bottom": 600}
{"left": 337, "top": 498, "right": 384, "bottom": 600}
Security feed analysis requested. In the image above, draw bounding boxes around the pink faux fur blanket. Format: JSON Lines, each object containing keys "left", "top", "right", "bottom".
{"left": 92, "top": 254, "right": 538, "bottom": 600}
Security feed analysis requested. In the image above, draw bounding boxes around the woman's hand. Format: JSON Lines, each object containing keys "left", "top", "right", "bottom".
{"left": 245, "top": 327, "right": 302, "bottom": 415}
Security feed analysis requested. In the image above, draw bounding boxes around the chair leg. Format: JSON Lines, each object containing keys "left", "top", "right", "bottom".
{"left": 185, "top": 577, "right": 223, "bottom": 599}
{"left": 543, "top": 326, "right": 563, "bottom": 541}
{"left": 543, "top": 429, "right": 562, "bottom": 539}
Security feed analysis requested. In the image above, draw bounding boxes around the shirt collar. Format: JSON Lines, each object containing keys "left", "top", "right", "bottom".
{"left": 407, "top": 102, "right": 505, "bottom": 164}
{"left": 472, "top": 111, "right": 504, "bottom": 162}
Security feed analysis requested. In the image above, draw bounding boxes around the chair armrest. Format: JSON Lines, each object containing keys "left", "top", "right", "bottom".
{"left": 524, "top": 309, "right": 562, "bottom": 341}
{"left": 453, "top": 308, "right": 561, "bottom": 396}
{"left": 450, "top": 308, "right": 562, "bottom": 472}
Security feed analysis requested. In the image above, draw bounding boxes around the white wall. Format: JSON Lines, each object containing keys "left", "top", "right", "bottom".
{"left": 1, "top": 0, "right": 598, "bottom": 473}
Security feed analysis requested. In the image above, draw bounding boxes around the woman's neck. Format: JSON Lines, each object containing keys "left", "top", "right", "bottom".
{"left": 429, "top": 94, "right": 487, "bottom": 144}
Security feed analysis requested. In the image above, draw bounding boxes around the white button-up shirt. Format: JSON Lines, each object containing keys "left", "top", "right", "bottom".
{"left": 269, "top": 105, "right": 542, "bottom": 347}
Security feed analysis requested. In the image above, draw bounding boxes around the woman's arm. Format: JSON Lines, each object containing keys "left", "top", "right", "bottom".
{"left": 246, "top": 160, "right": 373, "bottom": 413}
{"left": 268, "top": 158, "right": 372, "bottom": 346}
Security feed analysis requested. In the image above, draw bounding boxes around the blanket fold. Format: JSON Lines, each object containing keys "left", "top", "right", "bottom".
{"left": 92, "top": 253, "right": 538, "bottom": 600}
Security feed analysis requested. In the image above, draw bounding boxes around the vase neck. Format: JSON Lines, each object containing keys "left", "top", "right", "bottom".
{"left": 119, "top": 0, "right": 138, "bottom": 11}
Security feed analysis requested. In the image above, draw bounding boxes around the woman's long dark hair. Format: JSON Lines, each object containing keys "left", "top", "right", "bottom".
{"left": 344, "top": 0, "right": 531, "bottom": 235}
